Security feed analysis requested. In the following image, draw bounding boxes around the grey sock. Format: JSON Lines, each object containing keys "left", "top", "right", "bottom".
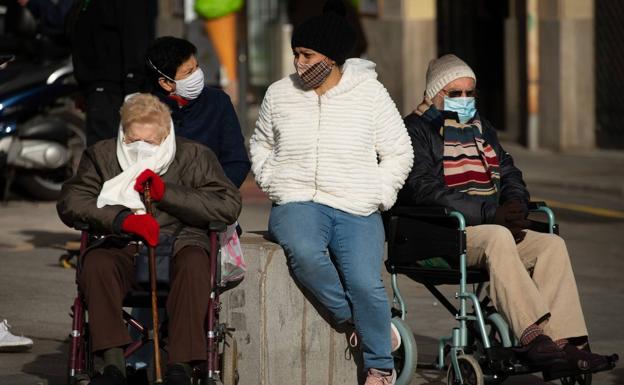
{"left": 169, "top": 362, "right": 192, "bottom": 377}
{"left": 102, "top": 347, "right": 126, "bottom": 377}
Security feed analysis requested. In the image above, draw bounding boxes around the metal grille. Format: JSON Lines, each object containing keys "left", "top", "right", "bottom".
{"left": 595, "top": 0, "right": 624, "bottom": 149}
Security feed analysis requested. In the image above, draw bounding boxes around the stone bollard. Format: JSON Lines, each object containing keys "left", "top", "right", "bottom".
{"left": 220, "top": 233, "right": 361, "bottom": 385}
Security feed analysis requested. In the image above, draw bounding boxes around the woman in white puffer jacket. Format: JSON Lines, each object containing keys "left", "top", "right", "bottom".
{"left": 249, "top": 2, "right": 412, "bottom": 384}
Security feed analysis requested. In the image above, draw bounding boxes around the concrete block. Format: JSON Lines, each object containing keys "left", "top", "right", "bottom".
{"left": 221, "top": 233, "right": 361, "bottom": 385}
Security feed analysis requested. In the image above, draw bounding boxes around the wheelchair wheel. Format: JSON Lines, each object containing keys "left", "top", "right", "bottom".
{"left": 560, "top": 373, "right": 592, "bottom": 385}
{"left": 221, "top": 331, "right": 239, "bottom": 385}
{"left": 447, "top": 355, "right": 484, "bottom": 385}
{"left": 391, "top": 317, "right": 417, "bottom": 385}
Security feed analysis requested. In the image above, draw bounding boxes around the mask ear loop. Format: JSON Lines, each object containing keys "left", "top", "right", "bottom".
{"left": 147, "top": 58, "right": 176, "bottom": 82}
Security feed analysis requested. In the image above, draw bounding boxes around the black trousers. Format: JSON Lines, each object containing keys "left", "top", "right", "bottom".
{"left": 85, "top": 86, "right": 124, "bottom": 146}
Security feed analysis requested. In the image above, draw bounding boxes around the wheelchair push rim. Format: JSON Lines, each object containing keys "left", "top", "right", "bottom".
{"left": 391, "top": 316, "right": 417, "bottom": 385}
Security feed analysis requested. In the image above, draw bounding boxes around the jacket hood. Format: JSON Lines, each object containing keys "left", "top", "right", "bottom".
{"left": 330, "top": 58, "right": 378, "bottom": 95}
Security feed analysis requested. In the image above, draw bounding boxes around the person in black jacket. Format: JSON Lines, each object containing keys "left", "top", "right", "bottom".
{"left": 145, "top": 36, "right": 250, "bottom": 188}
{"left": 70, "top": 0, "right": 151, "bottom": 146}
{"left": 398, "top": 54, "right": 615, "bottom": 377}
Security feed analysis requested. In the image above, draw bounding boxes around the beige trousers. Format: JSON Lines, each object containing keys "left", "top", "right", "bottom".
{"left": 466, "top": 225, "right": 588, "bottom": 341}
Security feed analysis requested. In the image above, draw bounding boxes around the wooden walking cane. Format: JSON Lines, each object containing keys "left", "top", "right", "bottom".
{"left": 143, "top": 181, "right": 163, "bottom": 383}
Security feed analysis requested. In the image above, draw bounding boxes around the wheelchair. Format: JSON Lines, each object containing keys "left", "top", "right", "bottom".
{"left": 66, "top": 221, "right": 239, "bottom": 385}
{"left": 384, "top": 202, "right": 617, "bottom": 385}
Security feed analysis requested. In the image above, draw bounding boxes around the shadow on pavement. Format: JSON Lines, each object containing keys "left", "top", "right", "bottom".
{"left": 19, "top": 229, "right": 78, "bottom": 250}
{"left": 21, "top": 339, "right": 68, "bottom": 385}
{"left": 609, "top": 367, "right": 624, "bottom": 385}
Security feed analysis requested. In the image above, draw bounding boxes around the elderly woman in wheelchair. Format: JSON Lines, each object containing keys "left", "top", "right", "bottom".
{"left": 389, "top": 55, "right": 617, "bottom": 385}
{"left": 57, "top": 94, "right": 241, "bottom": 385}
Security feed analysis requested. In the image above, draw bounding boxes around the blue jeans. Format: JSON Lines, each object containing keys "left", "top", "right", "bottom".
{"left": 269, "top": 201, "right": 393, "bottom": 370}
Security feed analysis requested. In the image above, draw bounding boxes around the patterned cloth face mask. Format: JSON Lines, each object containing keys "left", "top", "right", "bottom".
{"left": 295, "top": 58, "right": 334, "bottom": 90}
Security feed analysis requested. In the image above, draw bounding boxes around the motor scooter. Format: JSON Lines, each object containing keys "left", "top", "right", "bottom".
{"left": 0, "top": 3, "right": 86, "bottom": 201}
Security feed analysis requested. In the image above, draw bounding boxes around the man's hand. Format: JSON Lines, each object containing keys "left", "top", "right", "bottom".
{"left": 134, "top": 169, "right": 165, "bottom": 201}
{"left": 121, "top": 214, "right": 159, "bottom": 247}
{"left": 495, "top": 200, "right": 530, "bottom": 243}
{"left": 415, "top": 95, "right": 434, "bottom": 116}
{"left": 494, "top": 200, "right": 527, "bottom": 226}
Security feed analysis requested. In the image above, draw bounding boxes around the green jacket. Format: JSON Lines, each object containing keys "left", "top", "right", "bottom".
{"left": 57, "top": 136, "right": 242, "bottom": 254}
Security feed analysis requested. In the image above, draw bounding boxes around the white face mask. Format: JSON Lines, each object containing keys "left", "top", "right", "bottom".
{"left": 174, "top": 67, "right": 205, "bottom": 100}
{"left": 123, "top": 140, "right": 159, "bottom": 164}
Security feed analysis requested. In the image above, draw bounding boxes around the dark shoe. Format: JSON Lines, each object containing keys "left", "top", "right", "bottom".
{"left": 89, "top": 365, "right": 126, "bottom": 385}
{"left": 564, "top": 343, "right": 613, "bottom": 372}
{"left": 515, "top": 334, "right": 566, "bottom": 368}
{"left": 164, "top": 364, "right": 192, "bottom": 385}
{"left": 126, "top": 366, "right": 149, "bottom": 385}
{"left": 543, "top": 344, "right": 619, "bottom": 381}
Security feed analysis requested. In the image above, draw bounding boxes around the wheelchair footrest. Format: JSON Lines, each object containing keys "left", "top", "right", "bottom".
{"left": 484, "top": 346, "right": 534, "bottom": 375}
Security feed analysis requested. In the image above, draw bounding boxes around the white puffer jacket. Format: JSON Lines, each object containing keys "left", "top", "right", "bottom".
{"left": 249, "top": 58, "right": 413, "bottom": 216}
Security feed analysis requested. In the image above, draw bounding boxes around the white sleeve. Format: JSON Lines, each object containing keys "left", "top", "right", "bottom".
{"left": 249, "top": 86, "right": 275, "bottom": 191}
{"left": 374, "top": 85, "right": 414, "bottom": 211}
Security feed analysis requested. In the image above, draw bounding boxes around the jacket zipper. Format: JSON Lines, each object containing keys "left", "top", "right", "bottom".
{"left": 312, "top": 96, "right": 321, "bottom": 199}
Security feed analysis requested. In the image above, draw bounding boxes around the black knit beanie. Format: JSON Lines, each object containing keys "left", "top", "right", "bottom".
{"left": 291, "top": 0, "right": 356, "bottom": 65}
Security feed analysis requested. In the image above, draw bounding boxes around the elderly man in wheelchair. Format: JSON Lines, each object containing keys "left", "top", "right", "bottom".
{"left": 391, "top": 54, "right": 617, "bottom": 384}
{"left": 57, "top": 94, "right": 242, "bottom": 385}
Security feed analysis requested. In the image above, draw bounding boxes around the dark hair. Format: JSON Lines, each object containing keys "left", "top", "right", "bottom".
{"left": 145, "top": 36, "right": 197, "bottom": 85}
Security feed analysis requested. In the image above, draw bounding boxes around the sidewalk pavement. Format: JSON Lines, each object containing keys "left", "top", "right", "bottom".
{"left": 502, "top": 142, "right": 624, "bottom": 197}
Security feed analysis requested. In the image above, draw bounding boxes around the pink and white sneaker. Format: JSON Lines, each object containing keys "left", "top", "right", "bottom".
{"left": 364, "top": 368, "right": 396, "bottom": 385}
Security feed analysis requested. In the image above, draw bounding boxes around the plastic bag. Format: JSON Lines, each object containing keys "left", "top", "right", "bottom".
{"left": 219, "top": 222, "right": 246, "bottom": 285}
{"left": 195, "top": 0, "right": 243, "bottom": 20}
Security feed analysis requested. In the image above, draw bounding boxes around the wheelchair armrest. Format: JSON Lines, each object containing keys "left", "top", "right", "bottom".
{"left": 389, "top": 205, "right": 454, "bottom": 218}
{"left": 527, "top": 202, "right": 559, "bottom": 235}
{"left": 528, "top": 201, "right": 547, "bottom": 211}
{"left": 209, "top": 222, "right": 227, "bottom": 232}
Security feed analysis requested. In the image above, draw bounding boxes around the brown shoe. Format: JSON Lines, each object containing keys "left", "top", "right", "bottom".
{"left": 543, "top": 344, "right": 618, "bottom": 381}
{"left": 562, "top": 344, "right": 617, "bottom": 372}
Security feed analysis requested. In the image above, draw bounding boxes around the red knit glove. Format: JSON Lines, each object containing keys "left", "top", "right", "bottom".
{"left": 121, "top": 214, "right": 160, "bottom": 247}
{"left": 134, "top": 169, "right": 165, "bottom": 201}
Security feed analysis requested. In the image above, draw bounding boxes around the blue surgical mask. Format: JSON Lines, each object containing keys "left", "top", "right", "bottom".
{"left": 444, "top": 96, "right": 476, "bottom": 124}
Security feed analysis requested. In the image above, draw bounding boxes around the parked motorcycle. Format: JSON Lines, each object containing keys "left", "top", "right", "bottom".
{"left": 0, "top": 3, "right": 86, "bottom": 201}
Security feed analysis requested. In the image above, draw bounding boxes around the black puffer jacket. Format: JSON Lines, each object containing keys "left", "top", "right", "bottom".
{"left": 396, "top": 110, "right": 529, "bottom": 226}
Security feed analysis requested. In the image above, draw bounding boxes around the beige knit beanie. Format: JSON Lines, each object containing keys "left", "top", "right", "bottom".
{"left": 425, "top": 54, "right": 476, "bottom": 99}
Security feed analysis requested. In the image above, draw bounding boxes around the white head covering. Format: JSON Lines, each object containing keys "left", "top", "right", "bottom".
{"left": 425, "top": 54, "right": 476, "bottom": 100}
{"left": 96, "top": 119, "right": 176, "bottom": 214}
